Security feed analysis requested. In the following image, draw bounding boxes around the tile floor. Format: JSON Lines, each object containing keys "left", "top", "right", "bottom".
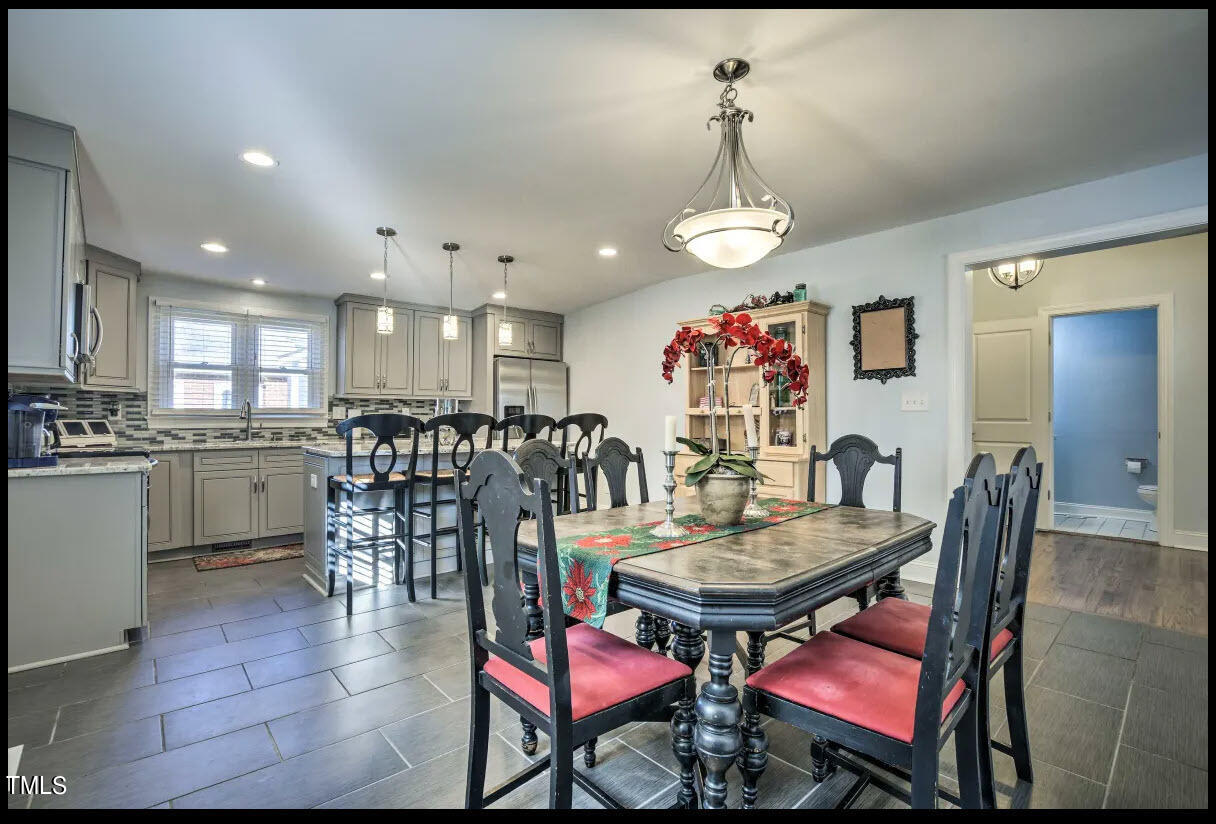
{"left": 1053, "top": 512, "right": 1157, "bottom": 541}
{"left": 7, "top": 558, "right": 1208, "bottom": 809}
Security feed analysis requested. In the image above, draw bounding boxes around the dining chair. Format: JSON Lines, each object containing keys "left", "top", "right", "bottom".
{"left": 765, "top": 434, "right": 902, "bottom": 647}
{"left": 581, "top": 436, "right": 649, "bottom": 511}
{"left": 556, "top": 412, "right": 608, "bottom": 508}
{"left": 458, "top": 449, "right": 695, "bottom": 809}
{"left": 740, "top": 453, "right": 1006, "bottom": 809}
{"left": 833, "top": 446, "right": 1042, "bottom": 806}
{"left": 409, "top": 412, "right": 497, "bottom": 597}
{"left": 495, "top": 413, "right": 557, "bottom": 451}
{"left": 327, "top": 413, "right": 427, "bottom": 612}
{"left": 514, "top": 439, "right": 579, "bottom": 516}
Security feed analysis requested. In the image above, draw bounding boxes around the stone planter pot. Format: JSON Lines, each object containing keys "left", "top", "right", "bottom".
{"left": 696, "top": 470, "right": 751, "bottom": 527}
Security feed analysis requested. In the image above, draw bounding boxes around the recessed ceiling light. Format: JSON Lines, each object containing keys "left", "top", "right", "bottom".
{"left": 598, "top": 247, "right": 618, "bottom": 257}
{"left": 201, "top": 241, "right": 228, "bottom": 253}
{"left": 251, "top": 277, "right": 267, "bottom": 287}
{"left": 241, "top": 150, "right": 277, "bottom": 167}
{"left": 370, "top": 271, "right": 386, "bottom": 280}
{"left": 492, "top": 290, "right": 507, "bottom": 300}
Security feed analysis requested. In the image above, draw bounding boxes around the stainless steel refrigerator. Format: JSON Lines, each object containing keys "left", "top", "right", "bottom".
{"left": 494, "top": 357, "right": 568, "bottom": 421}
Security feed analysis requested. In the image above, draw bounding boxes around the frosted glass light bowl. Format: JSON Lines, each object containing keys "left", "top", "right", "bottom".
{"left": 675, "top": 207, "right": 788, "bottom": 269}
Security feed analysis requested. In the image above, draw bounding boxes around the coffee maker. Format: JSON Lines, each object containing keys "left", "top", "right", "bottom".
{"left": 8, "top": 393, "right": 63, "bottom": 468}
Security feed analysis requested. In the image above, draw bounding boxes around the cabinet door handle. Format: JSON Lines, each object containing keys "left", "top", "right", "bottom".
{"left": 88, "top": 305, "right": 104, "bottom": 360}
{"left": 251, "top": 477, "right": 256, "bottom": 495}
{"left": 261, "top": 478, "right": 266, "bottom": 493}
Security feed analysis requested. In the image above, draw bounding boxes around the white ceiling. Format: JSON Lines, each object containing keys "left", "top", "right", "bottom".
{"left": 7, "top": 9, "right": 1208, "bottom": 314}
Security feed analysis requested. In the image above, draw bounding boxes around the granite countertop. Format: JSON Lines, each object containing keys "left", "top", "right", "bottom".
{"left": 9, "top": 456, "right": 155, "bottom": 478}
{"left": 304, "top": 436, "right": 526, "bottom": 459}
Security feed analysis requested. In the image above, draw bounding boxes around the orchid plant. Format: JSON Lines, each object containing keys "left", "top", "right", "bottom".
{"left": 662, "top": 311, "right": 810, "bottom": 487}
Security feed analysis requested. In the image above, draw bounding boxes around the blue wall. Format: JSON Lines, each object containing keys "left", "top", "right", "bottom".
{"left": 1053, "top": 308, "right": 1157, "bottom": 511}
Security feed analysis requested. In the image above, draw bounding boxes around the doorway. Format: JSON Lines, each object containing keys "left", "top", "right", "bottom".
{"left": 1049, "top": 307, "right": 1158, "bottom": 541}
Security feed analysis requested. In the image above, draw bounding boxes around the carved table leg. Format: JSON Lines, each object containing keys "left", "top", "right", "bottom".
{"left": 877, "top": 570, "right": 907, "bottom": 600}
{"left": 670, "top": 622, "right": 705, "bottom": 809}
{"left": 738, "top": 632, "right": 770, "bottom": 809}
{"left": 695, "top": 629, "right": 744, "bottom": 810}
{"left": 810, "top": 734, "right": 833, "bottom": 782}
{"left": 635, "top": 612, "right": 656, "bottom": 649}
{"left": 584, "top": 737, "right": 598, "bottom": 767}
{"left": 520, "top": 571, "right": 544, "bottom": 756}
{"left": 654, "top": 616, "right": 672, "bottom": 655}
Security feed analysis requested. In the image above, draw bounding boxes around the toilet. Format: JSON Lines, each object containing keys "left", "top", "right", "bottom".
{"left": 1137, "top": 484, "right": 1158, "bottom": 508}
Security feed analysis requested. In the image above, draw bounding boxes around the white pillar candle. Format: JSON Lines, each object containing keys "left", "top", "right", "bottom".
{"left": 742, "top": 404, "right": 758, "bottom": 447}
{"left": 664, "top": 415, "right": 678, "bottom": 452}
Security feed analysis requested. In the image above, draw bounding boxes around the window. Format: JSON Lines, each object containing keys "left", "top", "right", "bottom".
{"left": 149, "top": 299, "right": 327, "bottom": 418}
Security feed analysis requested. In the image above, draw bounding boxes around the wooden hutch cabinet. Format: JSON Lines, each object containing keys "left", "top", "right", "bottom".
{"left": 673, "top": 300, "right": 829, "bottom": 501}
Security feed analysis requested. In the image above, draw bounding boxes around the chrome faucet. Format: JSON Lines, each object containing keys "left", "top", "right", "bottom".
{"left": 238, "top": 399, "right": 253, "bottom": 441}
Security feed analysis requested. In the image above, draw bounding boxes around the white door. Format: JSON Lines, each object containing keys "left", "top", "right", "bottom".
{"left": 972, "top": 316, "right": 1051, "bottom": 527}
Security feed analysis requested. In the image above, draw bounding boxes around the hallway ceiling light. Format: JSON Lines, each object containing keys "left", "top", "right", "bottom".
{"left": 240, "top": 150, "right": 277, "bottom": 167}
{"left": 663, "top": 58, "right": 794, "bottom": 270}
{"left": 250, "top": 277, "right": 266, "bottom": 287}
{"left": 497, "top": 255, "right": 514, "bottom": 347}
{"left": 598, "top": 247, "right": 618, "bottom": 257}
{"left": 988, "top": 258, "right": 1044, "bottom": 290}
{"left": 375, "top": 226, "right": 396, "bottom": 334}
{"left": 442, "top": 242, "right": 460, "bottom": 341}
{"left": 200, "top": 241, "right": 228, "bottom": 253}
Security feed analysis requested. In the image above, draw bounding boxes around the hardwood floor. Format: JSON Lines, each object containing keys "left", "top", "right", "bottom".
{"left": 1028, "top": 530, "right": 1207, "bottom": 636}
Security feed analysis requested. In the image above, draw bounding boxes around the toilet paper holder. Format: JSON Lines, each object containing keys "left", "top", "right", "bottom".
{"left": 1125, "top": 458, "right": 1148, "bottom": 474}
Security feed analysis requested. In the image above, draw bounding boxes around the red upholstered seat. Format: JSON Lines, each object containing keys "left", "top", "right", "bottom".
{"left": 832, "top": 597, "right": 1013, "bottom": 661}
{"left": 745, "top": 631, "right": 966, "bottom": 744}
{"left": 483, "top": 623, "right": 691, "bottom": 721}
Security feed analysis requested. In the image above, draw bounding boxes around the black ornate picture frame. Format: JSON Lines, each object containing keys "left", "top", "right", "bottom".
{"left": 851, "top": 295, "right": 918, "bottom": 384}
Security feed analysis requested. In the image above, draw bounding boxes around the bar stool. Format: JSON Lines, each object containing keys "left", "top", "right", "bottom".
{"left": 410, "top": 412, "right": 497, "bottom": 598}
{"left": 555, "top": 413, "right": 607, "bottom": 510}
{"left": 495, "top": 413, "right": 557, "bottom": 451}
{"left": 327, "top": 413, "right": 426, "bottom": 614}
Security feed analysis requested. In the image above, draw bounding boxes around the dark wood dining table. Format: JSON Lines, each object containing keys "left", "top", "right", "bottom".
{"left": 515, "top": 500, "right": 937, "bottom": 809}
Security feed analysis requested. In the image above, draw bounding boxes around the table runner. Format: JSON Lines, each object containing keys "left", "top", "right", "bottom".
{"left": 556, "top": 498, "right": 832, "bottom": 627}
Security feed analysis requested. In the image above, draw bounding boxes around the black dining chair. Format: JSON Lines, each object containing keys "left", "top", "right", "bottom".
{"left": 458, "top": 450, "right": 695, "bottom": 809}
{"left": 514, "top": 439, "right": 578, "bottom": 517}
{"left": 327, "top": 413, "right": 427, "bottom": 612}
{"left": 834, "top": 446, "right": 1043, "bottom": 807}
{"left": 409, "top": 412, "right": 497, "bottom": 597}
{"left": 740, "top": 453, "right": 1007, "bottom": 809}
{"left": 765, "top": 434, "right": 903, "bottom": 648}
{"left": 495, "top": 413, "right": 557, "bottom": 451}
{"left": 581, "top": 436, "right": 649, "bottom": 511}
{"left": 556, "top": 412, "right": 607, "bottom": 508}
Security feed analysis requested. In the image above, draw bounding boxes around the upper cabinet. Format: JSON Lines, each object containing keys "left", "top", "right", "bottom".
{"left": 81, "top": 246, "right": 140, "bottom": 390}
{"left": 488, "top": 311, "right": 563, "bottom": 361}
{"left": 336, "top": 299, "right": 414, "bottom": 397}
{"left": 8, "top": 110, "right": 85, "bottom": 383}
{"left": 415, "top": 310, "right": 473, "bottom": 398}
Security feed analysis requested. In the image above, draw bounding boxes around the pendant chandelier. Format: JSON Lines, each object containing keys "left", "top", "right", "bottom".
{"left": 663, "top": 58, "right": 793, "bottom": 270}
{"left": 442, "top": 242, "right": 460, "bottom": 340}
{"left": 375, "top": 226, "right": 396, "bottom": 334}
{"left": 497, "top": 255, "right": 514, "bottom": 346}
{"left": 988, "top": 258, "right": 1045, "bottom": 291}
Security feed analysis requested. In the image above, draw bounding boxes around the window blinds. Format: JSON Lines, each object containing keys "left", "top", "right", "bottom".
{"left": 149, "top": 299, "right": 327, "bottom": 415}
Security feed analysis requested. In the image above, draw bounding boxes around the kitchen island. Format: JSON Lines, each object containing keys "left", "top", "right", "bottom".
{"left": 8, "top": 456, "right": 153, "bottom": 671}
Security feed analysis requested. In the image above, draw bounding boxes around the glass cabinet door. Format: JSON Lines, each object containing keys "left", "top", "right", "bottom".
{"left": 759, "top": 313, "right": 806, "bottom": 456}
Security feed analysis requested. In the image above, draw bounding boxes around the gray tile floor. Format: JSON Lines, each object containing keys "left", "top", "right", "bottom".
{"left": 7, "top": 559, "right": 1207, "bottom": 809}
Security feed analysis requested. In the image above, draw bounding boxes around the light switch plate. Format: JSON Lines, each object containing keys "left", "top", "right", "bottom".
{"left": 309, "top": 473, "right": 318, "bottom": 489}
{"left": 901, "top": 391, "right": 929, "bottom": 412}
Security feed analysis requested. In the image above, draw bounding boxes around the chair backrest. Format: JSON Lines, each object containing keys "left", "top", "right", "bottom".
{"left": 808, "top": 434, "right": 901, "bottom": 511}
{"left": 496, "top": 414, "right": 557, "bottom": 451}
{"left": 992, "top": 446, "right": 1043, "bottom": 633}
{"left": 556, "top": 413, "right": 608, "bottom": 459}
{"left": 513, "top": 439, "right": 579, "bottom": 516}
{"left": 457, "top": 450, "right": 573, "bottom": 727}
{"left": 424, "top": 412, "right": 498, "bottom": 476}
{"left": 335, "top": 413, "right": 427, "bottom": 481}
{"left": 912, "top": 452, "right": 1006, "bottom": 745}
{"left": 583, "top": 436, "right": 648, "bottom": 510}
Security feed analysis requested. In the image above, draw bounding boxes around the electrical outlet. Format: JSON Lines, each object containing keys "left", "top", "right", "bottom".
{"left": 901, "top": 391, "right": 929, "bottom": 412}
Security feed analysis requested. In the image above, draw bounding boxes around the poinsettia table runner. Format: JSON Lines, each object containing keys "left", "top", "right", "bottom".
{"left": 557, "top": 498, "right": 832, "bottom": 627}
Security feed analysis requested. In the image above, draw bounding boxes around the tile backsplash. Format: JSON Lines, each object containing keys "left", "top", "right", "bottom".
{"left": 10, "top": 386, "right": 457, "bottom": 449}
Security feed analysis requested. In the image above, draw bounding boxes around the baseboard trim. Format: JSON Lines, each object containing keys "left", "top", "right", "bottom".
{"left": 901, "top": 559, "right": 938, "bottom": 586}
{"left": 8, "top": 642, "right": 131, "bottom": 674}
{"left": 1171, "top": 530, "right": 1208, "bottom": 552}
{"left": 1055, "top": 501, "right": 1156, "bottom": 523}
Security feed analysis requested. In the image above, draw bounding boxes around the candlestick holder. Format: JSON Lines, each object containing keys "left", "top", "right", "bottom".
{"left": 651, "top": 450, "right": 688, "bottom": 538}
{"left": 743, "top": 444, "right": 769, "bottom": 518}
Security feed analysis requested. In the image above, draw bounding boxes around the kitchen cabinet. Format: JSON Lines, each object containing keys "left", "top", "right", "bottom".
{"left": 415, "top": 310, "right": 473, "bottom": 398}
{"left": 191, "top": 448, "right": 304, "bottom": 546}
{"left": 148, "top": 451, "right": 193, "bottom": 552}
{"left": 8, "top": 111, "right": 85, "bottom": 384}
{"left": 81, "top": 248, "right": 140, "bottom": 389}
{"left": 490, "top": 313, "right": 562, "bottom": 360}
{"left": 443, "top": 316, "right": 472, "bottom": 396}
{"left": 193, "top": 468, "right": 260, "bottom": 544}
{"left": 336, "top": 300, "right": 413, "bottom": 397}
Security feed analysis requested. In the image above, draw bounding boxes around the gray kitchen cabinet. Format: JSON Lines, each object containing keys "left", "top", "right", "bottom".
{"left": 148, "top": 451, "right": 193, "bottom": 552}
{"left": 529, "top": 319, "right": 562, "bottom": 359}
{"left": 81, "top": 248, "right": 140, "bottom": 389}
{"left": 7, "top": 111, "right": 86, "bottom": 383}
{"left": 193, "top": 468, "right": 260, "bottom": 544}
{"left": 489, "top": 312, "right": 562, "bottom": 361}
{"left": 413, "top": 310, "right": 444, "bottom": 394}
{"left": 337, "top": 300, "right": 413, "bottom": 397}
{"left": 493, "top": 318, "right": 529, "bottom": 356}
{"left": 443, "top": 316, "right": 473, "bottom": 396}
{"left": 260, "top": 465, "right": 305, "bottom": 536}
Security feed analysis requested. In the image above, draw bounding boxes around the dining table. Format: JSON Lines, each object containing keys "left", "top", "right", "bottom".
{"left": 515, "top": 499, "right": 936, "bottom": 809}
